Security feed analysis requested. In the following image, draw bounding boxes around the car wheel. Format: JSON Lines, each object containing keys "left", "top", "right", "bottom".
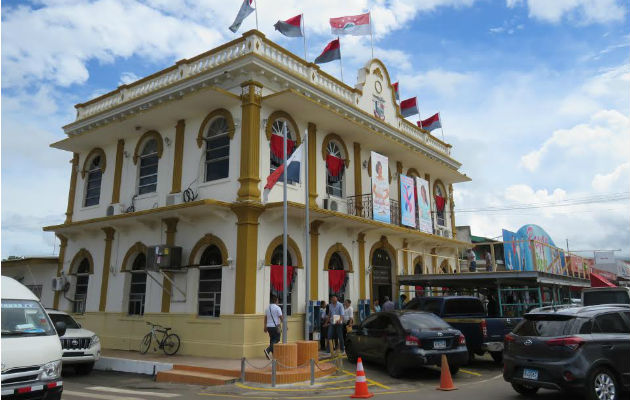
{"left": 386, "top": 352, "right": 403, "bottom": 378}
{"left": 490, "top": 351, "right": 503, "bottom": 364}
{"left": 74, "top": 362, "right": 94, "bottom": 375}
{"left": 345, "top": 340, "right": 358, "bottom": 363}
{"left": 511, "top": 382, "right": 539, "bottom": 396}
{"left": 588, "top": 367, "right": 619, "bottom": 400}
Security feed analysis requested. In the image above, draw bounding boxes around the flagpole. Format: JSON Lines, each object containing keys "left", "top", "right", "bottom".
{"left": 282, "top": 123, "right": 288, "bottom": 344}
{"left": 338, "top": 37, "right": 344, "bottom": 82}
{"left": 254, "top": 0, "right": 259, "bottom": 30}
{"left": 438, "top": 112, "right": 445, "bottom": 142}
{"left": 303, "top": 128, "right": 310, "bottom": 341}
{"left": 369, "top": 11, "right": 374, "bottom": 60}
{"left": 302, "top": 13, "right": 307, "bottom": 61}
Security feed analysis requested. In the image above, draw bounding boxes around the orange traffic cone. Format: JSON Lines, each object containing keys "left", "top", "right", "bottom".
{"left": 436, "top": 354, "right": 457, "bottom": 391}
{"left": 350, "top": 357, "right": 374, "bottom": 398}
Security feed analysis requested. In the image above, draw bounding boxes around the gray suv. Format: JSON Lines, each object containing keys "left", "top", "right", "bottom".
{"left": 503, "top": 305, "right": 630, "bottom": 400}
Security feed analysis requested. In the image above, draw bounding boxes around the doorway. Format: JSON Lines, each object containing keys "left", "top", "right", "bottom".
{"left": 372, "top": 248, "right": 393, "bottom": 304}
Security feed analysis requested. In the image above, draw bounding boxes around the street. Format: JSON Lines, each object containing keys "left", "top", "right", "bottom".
{"left": 60, "top": 355, "right": 629, "bottom": 400}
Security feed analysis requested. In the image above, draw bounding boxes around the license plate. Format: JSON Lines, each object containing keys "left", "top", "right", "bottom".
{"left": 523, "top": 368, "right": 538, "bottom": 380}
{"left": 433, "top": 340, "right": 446, "bottom": 349}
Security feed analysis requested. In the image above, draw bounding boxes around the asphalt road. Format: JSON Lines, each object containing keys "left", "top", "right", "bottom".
{"left": 60, "top": 356, "right": 630, "bottom": 400}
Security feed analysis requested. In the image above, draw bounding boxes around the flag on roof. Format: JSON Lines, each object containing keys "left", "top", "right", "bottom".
{"left": 400, "top": 97, "right": 418, "bottom": 118}
{"left": 229, "top": 0, "right": 255, "bottom": 33}
{"left": 330, "top": 12, "right": 370, "bottom": 36}
{"left": 274, "top": 14, "right": 303, "bottom": 37}
{"left": 263, "top": 143, "right": 304, "bottom": 202}
{"left": 314, "top": 38, "right": 341, "bottom": 64}
{"left": 418, "top": 113, "right": 441, "bottom": 131}
{"left": 392, "top": 82, "right": 400, "bottom": 101}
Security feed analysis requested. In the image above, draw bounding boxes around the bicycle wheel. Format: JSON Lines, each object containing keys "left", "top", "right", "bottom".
{"left": 140, "top": 333, "right": 152, "bottom": 354}
{"left": 163, "top": 333, "right": 180, "bottom": 355}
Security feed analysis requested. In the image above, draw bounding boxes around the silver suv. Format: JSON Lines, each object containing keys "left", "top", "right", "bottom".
{"left": 46, "top": 310, "right": 101, "bottom": 375}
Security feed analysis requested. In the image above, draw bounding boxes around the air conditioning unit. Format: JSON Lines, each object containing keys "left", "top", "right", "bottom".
{"left": 106, "top": 205, "right": 115, "bottom": 216}
{"left": 146, "top": 245, "right": 183, "bottom": 271}
{"left": 322, "top": 199, "right": 339, "bottom": 211}
{"left": 51, "top": 275, "right": 68, "bottom": 292}
{"left": 166, "top": 193, "right": 181, "bottom": 206}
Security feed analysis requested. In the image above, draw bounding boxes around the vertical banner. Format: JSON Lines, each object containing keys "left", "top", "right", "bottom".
{"left": 415, "top": 177, "right": 433, "bottom": 234}
{"left": 371, "top": 151, "right": 390, "bottom": 223}
{"left": 399, "top": 174, "right": 416, "bottom": 228}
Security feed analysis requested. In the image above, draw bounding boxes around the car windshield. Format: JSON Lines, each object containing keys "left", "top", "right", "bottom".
{"left": 1, "top": 299, "right": 56, "bottom": 337}
{"left": 48, "top": 313, "right": 81, "bottom": 329}
{"left": 583, "top": 291, "right": 630, "bottom": 306}
{"left": 444, "top": 299, "right": 484, "bottom": 315}
{"left": 399, "top": 313, "right": 451, "bottom": 331}
{"left": 514, "top": 315, "right": 592, "bottom": 337}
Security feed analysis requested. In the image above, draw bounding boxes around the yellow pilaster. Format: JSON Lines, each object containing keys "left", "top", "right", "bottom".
{"left": 161, "top": 217, "right": 179, "bottom": 312}
{"left": 171, "top": 120, "right": 186, "bottom": 194}
{"left": 358, "top": 233, "right": 366, "bottom": 299}
{"left": 231, "top": 203, "right": 265, "bottom": 314}
{"left": 237, "top": 81, "right": 263, "bottom": 202}
{"left": 65, "top": 153, "right": 79, "bottom": 223}
{"left": 308, "top": 123, "right": 317, "bottom": 207}
{"left": 353, "top": 142, "right": 362, "bottom": 212}
{"left": 309, "top": 220, "right": 324, "bottom": 300}
{"left": 99, "top": 227, "right": 115, "bottom": 312}
{"left": 111, "top": 139, "right": 124, "bottom": 204}
{"left": 53, "top": 234, "right": 68, "bottom": 309}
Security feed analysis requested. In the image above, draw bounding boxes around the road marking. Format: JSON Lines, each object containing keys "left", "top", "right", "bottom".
{"left": 341, "top": 369, "right": 390, "bottom": 390}
{"left": 199, "top": 389, "right": 421, "bottom": 399}
{"left": 86, "top": 386, "right": 180, "bottom": 397}
{"left": 234, "top": 382, "right": 356, "bottom": 391}
{"left": 459, "top": 369, "right": 482, "bottom": 376}
{"left": 63, "top": 390, "right": 145, "bottom": 400}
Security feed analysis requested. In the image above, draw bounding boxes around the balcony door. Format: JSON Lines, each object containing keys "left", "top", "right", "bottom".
{"left": 371, "top": 248, "right": 393, "bottom": 305}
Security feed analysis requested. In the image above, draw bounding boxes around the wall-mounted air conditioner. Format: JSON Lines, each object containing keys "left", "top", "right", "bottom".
{"left": 146, "top": 245, "right": 183, "bottom": 271}
{"left": 166, "top": 193, "right": 182, "bottom": 206}
{"left": 322, "top": 199, "right": 339, "bottom": 211}
{"left": 51, "top": 275, "right": 69, "bottom": 292}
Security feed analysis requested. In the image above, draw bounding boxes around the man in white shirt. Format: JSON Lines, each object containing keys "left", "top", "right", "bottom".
{"left": 342, "top": 299, "right": 354, "bottom": 343}
{"left": 263, "top": 295, "right": 283, "bottom": 359}
{"left": 326, "top": 295, "right": 345, "bottom": 353}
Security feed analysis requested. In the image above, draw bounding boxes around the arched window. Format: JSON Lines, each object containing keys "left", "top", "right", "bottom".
{"left": 74, "top": 259, "right": 90, "bottom": 314}
{"left": 269, "top": 118, "right": 297, "bottom": 182}
{"left": 205, "top": 117, "right": 230, "bottom": 181}
{"left": 434, "top": 182, "right": 447, "bottom": 227}
{"left": 326, "top": 141, "right": 345, "bottom": 197}
{"left": 128, "top": 253, "right": 147, "bottom": 316}
{"left": 270, "top": 245, "right": 295, "bottom": 315}
{"left": 198, "top": 245, "right": 223, "bottom": 317}
{"left": 84, "top": 155, "right": 103, "bottom": 207}
{"left": 328, "top": 252, "right": 348, "bottom": 301}
{"left": 138, "top": 139, "right": 159, "bottom": 195}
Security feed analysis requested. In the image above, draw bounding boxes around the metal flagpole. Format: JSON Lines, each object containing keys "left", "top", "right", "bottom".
{"left": 438, "top": 112, "right": 445, "bottom": 142}
{"left": 338, "top": 37, "right": 344, "bottom": 82}
{"left": 369, "top": 11, "right": 374, "bottom": 60}
{"left": 304, "top": 128, "right": 310, "bottom": 341}
{"left": 282, "top": 123, "right": 288, "bottom": 343}
{"left": 254, "top": 0, "right": 259, "bottom": 30}
{"left": 302, "top": 14, "right": 307, "bottom": 61}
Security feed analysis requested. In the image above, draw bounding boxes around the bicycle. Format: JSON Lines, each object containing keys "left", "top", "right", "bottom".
{"left": 140, "top": 322, "right": 181, "bottom": 355}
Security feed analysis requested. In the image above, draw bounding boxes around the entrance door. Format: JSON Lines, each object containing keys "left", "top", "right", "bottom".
{"left": 372, "top": 249, "right": 393, "bottom": 305}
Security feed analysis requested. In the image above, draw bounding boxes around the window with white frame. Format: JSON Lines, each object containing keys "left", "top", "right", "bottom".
{"left": 138, "top": 139, "right": 158, "bottom": 195}
{"left": 198, "top": 245, "right": 223, "bottom": 317}
{"left": 270, "top": 245, "right": 295, "bottom": 316}
{"left": 269, "top": 119, "right": 297, "bottom": 183}
{"left": 435, "top": 183, "right": 446, "bottom": 227}
{"left": 128, "top": 253, "right": 147, "bottom": 316}
{"left": 326, "top": 141, "right": 345, "bottom": 198}
{"left": 205, "top": 117, "right": 230, "bottom": 182}
{"left": 73, "top": 259, "right": 90, "bottom": 314}
{"left": 84, "top": 155, "right": 103, "bottom": 207}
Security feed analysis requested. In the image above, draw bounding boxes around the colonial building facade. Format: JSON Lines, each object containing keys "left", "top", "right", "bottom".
{"left": 45, "top": 30, "right": 470, "bottom": 358}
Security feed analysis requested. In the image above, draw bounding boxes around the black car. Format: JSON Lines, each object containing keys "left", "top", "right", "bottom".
{"left": 345, "top": 311, "right": 468, "bottom": 378}
{"left": 503, "top": 305, "right": 630, "bottom": 400}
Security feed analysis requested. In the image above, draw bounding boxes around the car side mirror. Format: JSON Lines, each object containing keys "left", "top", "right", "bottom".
{"left": 55, "top": 321, "right": 66, "bottom": 337}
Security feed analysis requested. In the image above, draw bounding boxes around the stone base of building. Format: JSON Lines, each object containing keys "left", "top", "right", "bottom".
{"left": 74, "top": 312, "right": 307, "bottom": 359}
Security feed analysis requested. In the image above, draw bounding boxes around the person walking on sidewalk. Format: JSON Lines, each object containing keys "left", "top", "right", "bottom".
{"left": 263, "top": 295, "right": 283, "bottom": 360}
{"left": 326, "top": 295, "right": 345, "bottom": 354}
{"left": 382, "top": 296, "right": 395, "bottom": 312}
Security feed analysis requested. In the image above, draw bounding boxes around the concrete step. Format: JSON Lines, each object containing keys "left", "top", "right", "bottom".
{"left": 156, "top": 369, "right": 237, "bottom": 386}
{"left": 171, "top": 364, "right": 242, "bottom": 377}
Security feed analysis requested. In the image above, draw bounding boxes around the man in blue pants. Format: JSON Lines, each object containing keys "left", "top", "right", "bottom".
{"left": 326, "top": 295, "right": 345, "bottom": 354}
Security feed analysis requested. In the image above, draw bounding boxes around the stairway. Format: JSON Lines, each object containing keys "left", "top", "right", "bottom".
{"left": 156, "top": 365, "right": 238, "bottom": 386}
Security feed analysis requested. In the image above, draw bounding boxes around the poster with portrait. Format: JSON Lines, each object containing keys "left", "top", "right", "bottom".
{"left": 370, "top": 151, "right": 390, "bottom": 224}
{"left": 399, "top": 174, "right": 416, "bottom": 228}
{"left": 415, "top": 177, "right": 433, "bottom": 234}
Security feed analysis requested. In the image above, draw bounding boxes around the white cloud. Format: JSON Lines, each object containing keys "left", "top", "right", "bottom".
{"left": 592, "top": 162, "right": 630, "bottom": 192}
{"left": 398, "top": 69, "right": 474, "bottom": 97}
{"left": 119, "top": 72, "right": 140, "bottom": 86}
{"left": 524, "top": 0, "right": 626, "bottom": 24}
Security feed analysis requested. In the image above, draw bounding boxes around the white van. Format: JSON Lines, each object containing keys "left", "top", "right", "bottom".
{"left": 1, "top": 276, "right": 64, "bottom": 399}
{"left": 582, "top": 286, "right": 630, "bottom": 306}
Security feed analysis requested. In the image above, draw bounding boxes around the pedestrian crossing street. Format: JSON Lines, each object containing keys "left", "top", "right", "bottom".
{"left": 63, "top": 386, "right": 180, "bottom": 400}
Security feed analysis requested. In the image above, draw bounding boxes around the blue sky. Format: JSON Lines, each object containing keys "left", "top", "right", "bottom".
{"left": 2, "top": 0, "right": 629, "bottom": 258}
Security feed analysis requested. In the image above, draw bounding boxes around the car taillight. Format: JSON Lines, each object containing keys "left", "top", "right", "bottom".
{"left": 546, "top": 337, "right": 584, "bottom": 351}
{"left": 458, "top": 334, "right": 466, "bottom": 345}
{"left": 481, "top": 319, "right": 488, "bottom": 338}
{"left": 504, "top": 333, "right": 516, "bottom": 343}
{"left": 405, "top": 335, "right": 421, "bottom": 346}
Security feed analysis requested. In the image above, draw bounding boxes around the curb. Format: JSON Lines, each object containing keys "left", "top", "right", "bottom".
{"left": 94, "top": 357, "right": 173, "bottom": 376}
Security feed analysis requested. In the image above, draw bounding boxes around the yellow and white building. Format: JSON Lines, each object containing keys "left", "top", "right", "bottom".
{"left": 44, "top": 30, "right": 471, "bottom": 358}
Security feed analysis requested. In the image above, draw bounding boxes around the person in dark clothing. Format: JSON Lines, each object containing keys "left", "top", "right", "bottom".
{"left": 319, "top": 301, "right": 328, "bottom": 351}
{"left": 487, "top": 294, "right": 499, "bottom": 317}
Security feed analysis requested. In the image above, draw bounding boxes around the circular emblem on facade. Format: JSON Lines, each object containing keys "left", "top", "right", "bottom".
{"left": 374, "top": 81, "right": 382, "bottom": 94}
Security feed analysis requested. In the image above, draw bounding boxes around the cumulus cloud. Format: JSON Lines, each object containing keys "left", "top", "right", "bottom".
{"left": 511, "top": 0, "right": 626, "bottom": 24}
{"left": 592, "top": 162, "right": 630, "bottom": 192}
{"left": 398, "top": 69, "right": 475, "bottom": 97}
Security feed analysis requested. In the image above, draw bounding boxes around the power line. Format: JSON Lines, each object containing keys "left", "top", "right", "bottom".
{"left": 455, "top": 192, "right": 629, "bottom": 213}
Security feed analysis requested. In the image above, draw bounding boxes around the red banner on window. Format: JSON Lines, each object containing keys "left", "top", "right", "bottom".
{"left": 434, "top": 195, "right": 445, "bottom": 212}
{"left": 270, "top": 265, "right": 295, "bottom": 292}
{"left": 270, "top": 135, "right": 295, "bottom": 165}
{"left": 328, "top": 269, "right": 346, "bottom": 293}
{"left": 326, "top": 154, "right": 345, "bottom": 181}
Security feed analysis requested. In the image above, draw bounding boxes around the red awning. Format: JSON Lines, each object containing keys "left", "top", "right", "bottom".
{"left": 590, "top": 272, "right": 616, "bottom": 288}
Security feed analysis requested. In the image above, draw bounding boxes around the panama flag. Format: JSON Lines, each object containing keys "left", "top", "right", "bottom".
{"left": 418, "top": 113, "right": 442, "bottom": 131}
{"left": 263, "top": 143, "right": 304, "bottom": 202}
{"left": 314, "top": 38, "right": 341, "bottom": 64}
{"left": 400, "top": 97, "right": 419, "bottom": 118}
{"left": 330, "top": 12, "right": 370, "bottom": 36}
{"left": 392, "top": 82, "right": 400, "bottom": 101}
{"left": 229, "top": 0, "right": 255, "bottom": 33}
{"left": 274, "top": 14, "right": 304, "bottom": 37}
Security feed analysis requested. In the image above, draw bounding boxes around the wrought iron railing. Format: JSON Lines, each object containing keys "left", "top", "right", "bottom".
{"left": 346, "top": 194, "right": 400, "bottom": 226}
